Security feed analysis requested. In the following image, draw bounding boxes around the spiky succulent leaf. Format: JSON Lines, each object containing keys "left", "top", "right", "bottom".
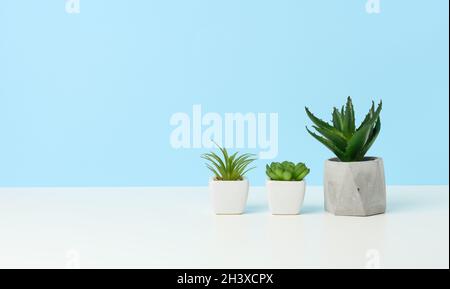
{"left": 343, "top": 121, "right": 374, "bottom": 161}
{"left": 312, "top": 125, "right": 347, "bottom": 151}
{"left": 305, "top": 107, "right": 335, "bottom": 131}
{"left": 358, "top": 101, "right": 375, "bottom": 131}
{"left": 305, "top": 97, "right": 382, "bottom": 162}
{"left": 332, "top": 108, "right": 344, "bottom": 132}
{"left": 344, "top": 101, "right": 381, "bottom": 161}
{"left": 358, "top": 101, "right": 382, "bottom": 131}
{"left": 344, "top": 96, "right": 356, "bottom": 137}
{"left": 357, "top": 117, "right": 381, "bottom": 160}
{"left": 306, "top": 127, "right": 346, "bottom": 160}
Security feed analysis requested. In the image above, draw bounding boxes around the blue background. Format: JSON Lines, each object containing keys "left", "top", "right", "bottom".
{"left": 0, "top": 0, "right": 448, "bottom": 187}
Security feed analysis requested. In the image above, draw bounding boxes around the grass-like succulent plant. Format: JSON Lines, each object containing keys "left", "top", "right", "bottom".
{"left": 266, "top": 161, "right": 310, "bottom": 181}
{"left": 305, "top": 96, "right": 382, "bottom": 162}
{"left": 202, "top": 142, "right": 257, "bottom": 181}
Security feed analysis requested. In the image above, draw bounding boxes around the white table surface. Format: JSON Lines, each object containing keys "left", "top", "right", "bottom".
{"left": 0, "top": 186, "right": 448, "bottom": 269}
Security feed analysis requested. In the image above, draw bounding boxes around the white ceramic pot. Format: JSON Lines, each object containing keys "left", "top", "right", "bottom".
{"left": 209, "top": 179, "right": 249, "bottom": 215}
{"left": 267, "top": 180, "right": 306, "bottom": 215}
{"left": 324, "top": 157, "right": 386, "bottom": 216}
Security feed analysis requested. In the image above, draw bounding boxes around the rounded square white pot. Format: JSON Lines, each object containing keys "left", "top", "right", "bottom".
{"left": 209, "top": 179, "right": 249, "bottom": 215}
{"left": 324, "top": 157, "right": 386, "bottom": 216}
{"left": 267, "top": 180, "right": 306, "bottom": 215}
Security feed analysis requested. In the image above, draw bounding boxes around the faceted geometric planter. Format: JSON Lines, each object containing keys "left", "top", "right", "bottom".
{"left": 324, "top": 157, "right": 386, "bottom": 216}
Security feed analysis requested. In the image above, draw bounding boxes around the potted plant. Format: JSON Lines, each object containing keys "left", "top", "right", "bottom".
{"left": 305, "top": 97, "right": 386, "bottom": 216}
{"left": 266, "top": 161, "right": 310, "bottom": 215}
{"left": 201, "top": 143, "right": 257, "bottom": 215}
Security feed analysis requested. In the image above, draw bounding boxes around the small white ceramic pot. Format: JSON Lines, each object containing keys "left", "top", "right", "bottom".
{"left": 209, "top": 179, "right": 249, "bottom": 215}
{"left": 267, "top": 180, "right": 306, "bottom": 215}
{"left": 324, "top": 157, "right": 386, "bottom": 216}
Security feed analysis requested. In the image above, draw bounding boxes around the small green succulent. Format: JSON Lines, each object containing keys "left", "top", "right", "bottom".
{"left": 266, "top": 161, "right": 310, "bottom": 181}
{"left": 202, "top": 142, "right": 257, "bottom": 181}
{"left": 305, "top": 96, "right": 382, "bottom": 162}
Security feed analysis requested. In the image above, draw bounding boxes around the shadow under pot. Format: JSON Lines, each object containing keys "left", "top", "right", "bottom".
{"left": 209, "top": 179, "right": 249, "bottom": 215}
{"left": 324, "top": 157, "right": 386, "bottom": 216}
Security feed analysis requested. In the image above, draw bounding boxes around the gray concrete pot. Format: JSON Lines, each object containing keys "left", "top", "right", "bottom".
{"left": 324, "top": 157, "right": 386, "bottom": 216}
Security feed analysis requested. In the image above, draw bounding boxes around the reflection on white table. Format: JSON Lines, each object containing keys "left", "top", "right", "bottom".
{"left": 0, "top": 186, "right": 448, "bottom": 269}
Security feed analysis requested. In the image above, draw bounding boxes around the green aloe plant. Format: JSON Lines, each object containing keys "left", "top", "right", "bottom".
{"left": 202, "top": 142, "right": 257, "bottom": 181}
{"left": 266, "top": 161, "right": 310, "bottom": 181}
{"left": 305, "top": 97, "right": 382, "bottom": 162}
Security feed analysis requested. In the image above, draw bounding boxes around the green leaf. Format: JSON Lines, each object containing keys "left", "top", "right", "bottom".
{"left": 306, "top": 127, "right": 346, "bottom": 160}
{"left": 227, "top": 152, "right": 239, "bottom": 176}
{"left": 266, "top": 161, "right": 310, "bottom": 181}
{"left": 312, "top": 125, "right": 347, "bottom": 151}
{"left": 305, "top": 107, "right": 335, "bottom": 131}
{"left": 282, "top": 171, "right": 292, "bottom": 181}
{"left": 215, "top": 141, "right": 229, "bottom": 164}
{"left": 203, "top": 152, "right": 226, "bottom": 172}
{"left": 357, "top": 117, "right": 381, "bottom": 160}
{"left": 274, "top": 167, "right": 284, "bottom": 179}
{"left": 306, "top": 97, "right": 382, "bottom": 162}
{"left": 357, "top": 100, "right": 382, "bottom": 131}
{"left": 206, "top": 164, "right": 220, "bottom": 179}
{"left": 358, "top": 101, "right": 375, "bottom": 131}
{"left": 293, "top": 163, "right": 305, "bottom": 178}
{"left": 332, "top": 107, "right": 344, "bottom": 132}
{"left": 202, "top": 154, "right": 226, "bottom": 177}
{"left": 345, "top": 97, "right": 356, "bottom": 136}
{"left": 345, "top": 100, "right": 382, "bottom": 161}
{"left": 266, "top": 165, "right": 278, "bottom": 180}
{"left": 296, "top": 168, "right": 310, "bottom": 181}
{"left": 203, "top": 141, "right": 256, "bottom": 180}
{"left": 344, "top": 112, "right": 380, "bottom": 161}
{"left": 235, "top": 158, "right": 257, "bottom": 176}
